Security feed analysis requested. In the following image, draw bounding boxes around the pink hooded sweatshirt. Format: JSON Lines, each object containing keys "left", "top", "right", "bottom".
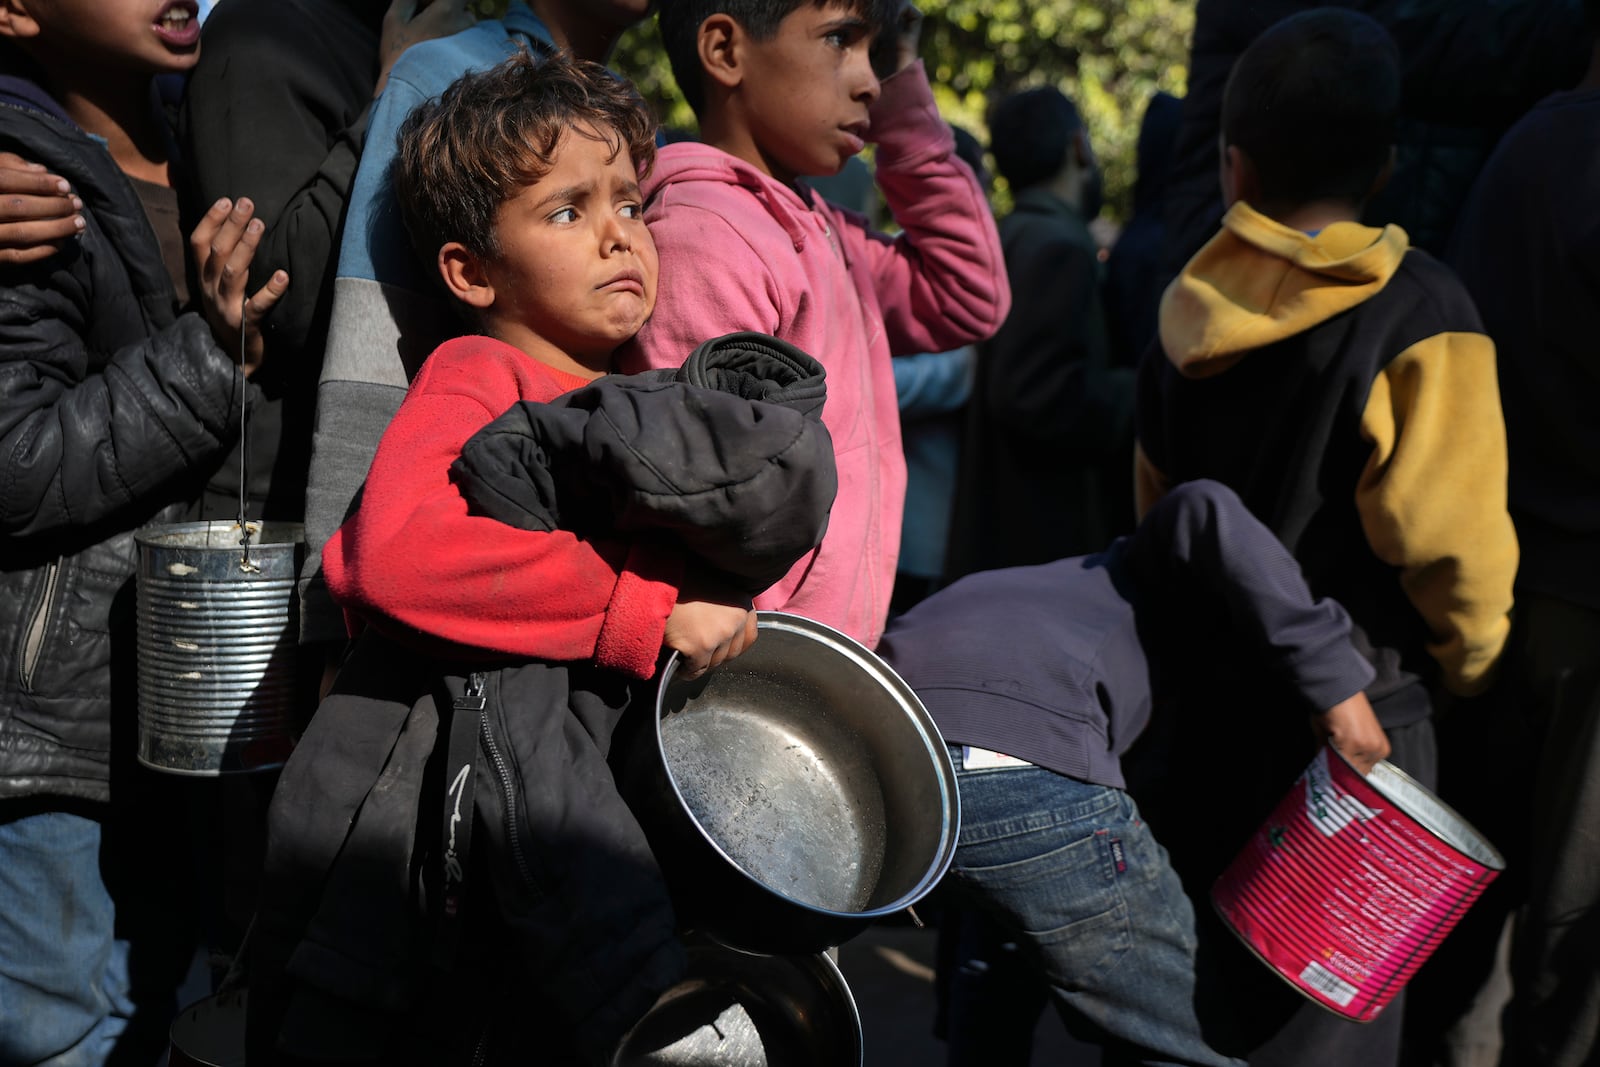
{"left": 620, "top": 63, "right": 1010, "bottom": 648}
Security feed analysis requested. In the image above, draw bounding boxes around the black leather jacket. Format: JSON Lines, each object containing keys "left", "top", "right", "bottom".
{"left": 0, "top": 75, "right": 243, "bottom": 803}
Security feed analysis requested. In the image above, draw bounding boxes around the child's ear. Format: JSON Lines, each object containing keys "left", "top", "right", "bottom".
{"left": 1219, "top": 143, "right": 1259, "bottom": 209}
{"left": 438, "top": 242, "right": 495, "bottom": 310}
{"left": 1073, "top": 128, "right": 1095, "bottom": 170}
{"left": 1366, "top": 145, "right": 1397, "bottom": 203}
{"left": 698, "top": 13, "right": 744, "bottom": 95}
{"left": 0, "top": 0, "right": 43, "bottom": 40}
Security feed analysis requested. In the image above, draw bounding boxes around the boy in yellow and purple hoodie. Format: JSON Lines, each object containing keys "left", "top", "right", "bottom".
{"left": 620, "top": 0, "right": 1009, "bottom": 648}
{"left": 1132, "top": 10, "right": 1518, "bottom": 1066}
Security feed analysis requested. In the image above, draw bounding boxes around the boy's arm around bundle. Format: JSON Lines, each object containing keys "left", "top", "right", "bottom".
{"left": 1124, "top": 479, "right": 1389, "bottom": 773}
{"left": 447, "top": 340, "right": 839, "bottom": 676}
{"left": 322, "top": 341, "right": 689, "bottom": 681}
{"left": 449, "top": 354, "right": 836, "bottom": 595}
{"left": 848, "top": 60, "right": 1010, "bottom": 355}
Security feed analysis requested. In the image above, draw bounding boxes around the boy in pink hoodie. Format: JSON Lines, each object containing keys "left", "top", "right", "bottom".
{"left": 621, "top": 0, "right": 1010, "bottom": 647}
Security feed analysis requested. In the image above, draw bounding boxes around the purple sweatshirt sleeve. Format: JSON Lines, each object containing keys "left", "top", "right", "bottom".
{"left": 1123, "top": 479, "right": 1376, "bottom": 711}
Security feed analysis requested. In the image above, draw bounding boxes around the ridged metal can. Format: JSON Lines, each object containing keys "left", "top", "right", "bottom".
{"left": 1212, "top": 746, "right": 1504, "bottom": 1021}
{"left": 135, "top": 520, "right": 303, "bottom": 776}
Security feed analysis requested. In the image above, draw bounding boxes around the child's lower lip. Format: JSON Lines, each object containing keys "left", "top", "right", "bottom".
{"left": 153, "top": 18, "right": 200, "bottom": 47}
{"left": 841, "top": 131, "right": 865, "bottom": 154}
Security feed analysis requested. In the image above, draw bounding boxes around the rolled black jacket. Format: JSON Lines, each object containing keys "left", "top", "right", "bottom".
{"left": 451, "top": 330, "right": 834, "bottom": 593}
{"left": 0, "top": 74, "right": 244, "bottom": 803}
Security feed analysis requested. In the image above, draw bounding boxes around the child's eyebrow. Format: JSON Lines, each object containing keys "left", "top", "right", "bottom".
{"left": 530, "top": 181, "right": 596, "bottom": 211}
{"left": 820, "top": 14, "right": 873, "bottom": 36}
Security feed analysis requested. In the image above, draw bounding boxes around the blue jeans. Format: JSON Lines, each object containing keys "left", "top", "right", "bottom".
{"left": 942, "top": 748, "right": 1241, "bottom": 1067}
{"left": 0, "top": 810, "right": 134, "bottom": 1066}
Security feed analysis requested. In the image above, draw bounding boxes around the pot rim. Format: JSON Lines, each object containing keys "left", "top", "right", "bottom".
{"left": 614, "top": 933, "right": 865, "bottom": 1067}
{"left": 653, "top": 611, "right": 960, "bottom": 921}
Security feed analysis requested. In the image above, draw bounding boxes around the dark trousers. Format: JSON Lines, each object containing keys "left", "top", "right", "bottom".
{"left": 1404, "top": 594, "right": 1600, "bottom": 1067}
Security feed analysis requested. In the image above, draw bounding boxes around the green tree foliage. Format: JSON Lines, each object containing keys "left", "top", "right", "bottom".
{"left": 920, "top": 0, "right": 1193, "bottom": 219}
{"left": 612, "top": 1, "right": 1194, "bottom": 221}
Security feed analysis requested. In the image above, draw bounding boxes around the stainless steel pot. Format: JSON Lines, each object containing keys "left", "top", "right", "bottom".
{"left": 613, "top": 936, "right": 862, "bottom": 1067}
{"left": 624, "top": 612, "right": 959, "bottom": 955}
{"left": 167, "top": 990, "right": 246, "bottom": 1067}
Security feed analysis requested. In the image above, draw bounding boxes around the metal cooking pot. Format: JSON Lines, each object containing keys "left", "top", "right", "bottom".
{"left": 167, "top": 990, "right": 246, "bottom": 1067}
{"left": 624, "top": 612, "right": 958, "bottom": 955}
{"left": 613, "top": 936, "right": 862, "bottom": 1067}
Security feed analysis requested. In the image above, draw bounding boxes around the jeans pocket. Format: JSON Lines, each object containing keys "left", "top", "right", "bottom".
{"left": 954, "top": 823, "right": 1133, "bottom": 988}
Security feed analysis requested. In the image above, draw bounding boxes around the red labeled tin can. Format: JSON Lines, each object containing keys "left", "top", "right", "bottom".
{"left": 1211, "top": 746, "right": 1504, "bottom": 1022}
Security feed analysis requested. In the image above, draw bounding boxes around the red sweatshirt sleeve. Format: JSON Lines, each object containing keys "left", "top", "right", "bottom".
{"left": 322, "top": 337, "right": 683, "bottom": 679}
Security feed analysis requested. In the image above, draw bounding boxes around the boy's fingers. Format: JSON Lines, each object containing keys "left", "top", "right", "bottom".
{"left": 209, "top": 197, "right": 255, "bottom": 263}
{"left": 188, "top": 197, "right": 233, "bottom": 266}
{"left": 728, "top": 612, "right": 758, "bottom": 659}
{"left": 244, "top": 270, "right": 290, "bottom": 319}
{"left": 0, "top": 213, "right": 83, "bottom": 247}
{"left": 207, "top": 200, "right": 258, "bottom": 294}
{"left": 676, "top": 651, "right": 710, "bottom": 680}
{"left": 0, "top": 242, "right": 63, "bottom": 266}
{"left": 0, "top": 152, "right": 68, "bottom": 192}
{"left": 0, "top": 167, "right": 74, "bottom": 199}
{"left": 0, "top": 192, "right": 81, "bottom": 222}
{"left": 220, "top": 217, "right": 266, "bottom": 295}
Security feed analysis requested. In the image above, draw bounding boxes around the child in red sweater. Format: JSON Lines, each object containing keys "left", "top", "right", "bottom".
{"left": 254, "top": 52, "right": 836, "bottom": 1064}
{"left": 321, "top": 49, "right": 757, "bottom": 681}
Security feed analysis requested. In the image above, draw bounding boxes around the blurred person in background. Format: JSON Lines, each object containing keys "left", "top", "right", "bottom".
{"left": 946, "top": 85, "right": 1133, "bottom": 582}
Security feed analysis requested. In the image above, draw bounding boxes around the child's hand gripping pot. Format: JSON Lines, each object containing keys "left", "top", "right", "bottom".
{"left": 664, "top": 564, "right": 759, "bottom": 680}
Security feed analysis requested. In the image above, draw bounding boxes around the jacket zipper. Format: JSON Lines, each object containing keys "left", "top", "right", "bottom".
{"left": 479, "top": 711, "right": 540, "bottom": 895}
{"left": 20, "top": 560, "right": 61, "bottom": 691}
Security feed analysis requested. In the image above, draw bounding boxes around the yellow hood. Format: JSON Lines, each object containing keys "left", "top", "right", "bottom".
{"left": 1159, "top": 201, "right": 1409, "bottom": 376}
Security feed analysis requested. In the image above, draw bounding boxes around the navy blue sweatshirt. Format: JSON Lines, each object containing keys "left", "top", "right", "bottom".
{"left": 877, "top": 479, "right": 1373, "bottom": 789}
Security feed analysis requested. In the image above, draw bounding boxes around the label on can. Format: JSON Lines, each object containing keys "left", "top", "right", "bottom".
{"left": 1212, "top": 748, "right": 1500, "bottom": 1022}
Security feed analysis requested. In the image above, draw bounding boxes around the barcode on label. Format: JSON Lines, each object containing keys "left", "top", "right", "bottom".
{"left": 1299, "top": 961, "right": 1359, "bottom": 1007}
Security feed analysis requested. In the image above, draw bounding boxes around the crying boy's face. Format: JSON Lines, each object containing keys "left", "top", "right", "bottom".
{"left": 476, "top": 124, "right": 659, "bottom": 379}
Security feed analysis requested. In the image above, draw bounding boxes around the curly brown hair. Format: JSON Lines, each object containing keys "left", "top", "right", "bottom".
{"left": 394, "top": 48, "right": 657, "bottom": 267}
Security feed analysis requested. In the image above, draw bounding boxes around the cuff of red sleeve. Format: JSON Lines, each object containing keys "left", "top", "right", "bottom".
{"left": 594, "top": 541, "right": 685, "bottom": 679}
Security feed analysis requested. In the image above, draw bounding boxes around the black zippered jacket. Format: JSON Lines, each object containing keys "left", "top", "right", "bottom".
{"left": 0, "top": 72, "right": 244, "bottom": 804}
